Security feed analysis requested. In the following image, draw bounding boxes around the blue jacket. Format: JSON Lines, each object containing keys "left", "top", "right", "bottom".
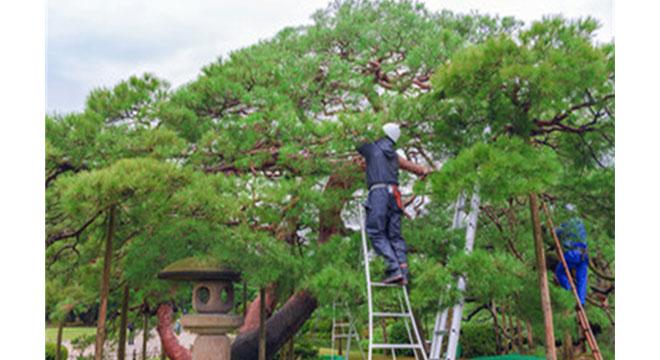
{"left": 357, "top": 137, "right": 399, "bottom": 187}
{"left": 554, "top": 217, "right": 589, "bottom": 304}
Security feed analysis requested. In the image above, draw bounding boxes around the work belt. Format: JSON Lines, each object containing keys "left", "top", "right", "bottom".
{"left": 369, "top": 183, "right": 403, "bottom": 209}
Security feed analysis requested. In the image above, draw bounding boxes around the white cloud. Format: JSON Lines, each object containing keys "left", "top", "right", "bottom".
{"left": 46, "top": 0, "right": 613, "bottom": 113}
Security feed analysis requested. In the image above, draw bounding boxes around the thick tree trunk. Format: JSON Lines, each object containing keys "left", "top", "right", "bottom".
{"left": 142, "top": 308, "right": 149, "bottom": 360}
{"left": 231, "top": 290, "right": 318, "bottom": 360}
{"left": 55, "top": 321, "right": 64, "bottom": 360}
{"left": 240, "top": 284, "right": 278, "bottom": 334}
{"left": 318, "top": 166, "right": 359, "bottom": 243}
{"left": 529, "top": 193, "right": 556, "bottom": 360}
{"left": 259, "top": 288, "right": 267, "bottom": 360}
{"left": 118, "top": 284, "right": 130, "bottom": 360}
{"left": 94, "top": 205, "right": 116, "bottom": 360}
{"left": 157, "top": 303, "right": 192, "bottom": 360}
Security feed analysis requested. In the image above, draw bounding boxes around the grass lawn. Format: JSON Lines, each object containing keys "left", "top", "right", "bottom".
{"left": 45, "top": 326, "right": 96, "bottom": 343}
{"left": 318, "top": 347, "right": 415, "bottom": 360}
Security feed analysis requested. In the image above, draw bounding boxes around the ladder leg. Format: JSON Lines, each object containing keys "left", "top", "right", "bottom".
{"left": 346, "top": 328, "right": 352, "bottom": 360}
{"left": 360, "top": 205, "right": 374, "bottom": 360}
{"left": 445, "top": 301, "right": 464, "bottom": 360}
{"left": 352, "top": 323, "right": 366, "bottom": 360}
{"left": 344, "top": 303, "right": 366, "bottom": 360}
{"left": 429, "top": 308, "right": 448, "bottom": 360}
{"left": 429, "top": 195, "right": 467, "bottom": 360}
{"left": 402, "top": 287, "right": 429, "bottom": 360}
{"left": 397, "top": 293, "right": 419, "bottom": 360}
{"left": 332, "top": 303, "right": 336, "bottom": 357}
{"left": 446, "top": 193, "right": 481, "bottom": 360}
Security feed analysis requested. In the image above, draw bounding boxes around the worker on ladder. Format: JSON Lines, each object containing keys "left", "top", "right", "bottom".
{"left": 357, "top": 123, "right": 430, "bottom": 285}
{"left": 554, "top": 205, "right": 589, "bottom": 305}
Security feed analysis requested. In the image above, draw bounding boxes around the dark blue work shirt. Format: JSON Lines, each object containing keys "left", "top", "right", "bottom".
{"left": 555, "top": 217, "right": 588, "bottom": 251}
{"left": 357, "top": 137, "right": 399, "bottom": 187}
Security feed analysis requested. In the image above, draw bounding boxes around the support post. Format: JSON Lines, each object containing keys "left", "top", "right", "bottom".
{"left": 529, "top": 194, "right": 556, "bottom": 360}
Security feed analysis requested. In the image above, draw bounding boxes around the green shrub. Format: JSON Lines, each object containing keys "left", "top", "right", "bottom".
{"left": 460, "top": 322, "right": 497, "bottom": 358}
{"left": 387, "top": 320, "right": 414, "bottom": 356}
{"left": 273, "top": 338, "right": 318, "bottom": 360}
{"left": 294, "top": 339, "right": 319, "bottom": 360}
{"left": 45, "top": 342, "right": 68, "bottom": 360}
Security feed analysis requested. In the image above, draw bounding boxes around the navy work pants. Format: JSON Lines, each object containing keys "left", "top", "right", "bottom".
{"left": 365, "top": 187, "right": 407, "bottom": 276}
{"left": 555, "top": 248, "right": 589, "bottom": 305}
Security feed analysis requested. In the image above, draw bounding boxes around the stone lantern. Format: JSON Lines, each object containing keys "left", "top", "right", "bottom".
{"left": 158, "top": 257, "right": 243, "bottom": 360}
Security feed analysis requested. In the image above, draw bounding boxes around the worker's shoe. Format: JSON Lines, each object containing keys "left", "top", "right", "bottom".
{"left": 382, "top": 272, "right": 404, "bottom": 284}
{"left": 400, "top": 269, "right": 409, "bottom": 286}
{"left": 400, "top": 264, "right": 409, "bottom": 286}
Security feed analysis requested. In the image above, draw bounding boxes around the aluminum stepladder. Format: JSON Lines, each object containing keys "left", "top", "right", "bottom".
{"left": 358, "top": 204, "right": 428, "bottom": 360}
{"left": 429, "top": 192, "right": 481, "bottom": 360}
{"left": 331, "top": 302, "right": 367, "bottom": 360}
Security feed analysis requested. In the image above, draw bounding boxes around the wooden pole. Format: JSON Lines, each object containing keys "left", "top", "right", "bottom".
{"left": 94, "top": 205, "right": 116, "bottom": 360}
{"left": 142, "top": 306, "right": 149, "bottom": 360}
{"left": 526, "top": 320, "right": 535, "bottom": 352}
{"left": 118, "top": 284, "right": 130, "bottom": 360}
{"left": 55, "top": 321, "right": 64, "bottom": 360}
{"left": 516, "top": 318, "right": 524, "bottom": 353}
{"left": 529, "top": 194, "right": 556, "bottom": 360}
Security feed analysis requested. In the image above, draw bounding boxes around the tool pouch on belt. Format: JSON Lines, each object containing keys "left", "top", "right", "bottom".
{"left": 389, "top": 185, "right": 403, "bottom": 210}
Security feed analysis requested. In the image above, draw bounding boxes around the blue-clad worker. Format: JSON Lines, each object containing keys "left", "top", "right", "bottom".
{"left": 357, "top": 123, "right": 429, "bottom": 285}
{"left": 554, "top": 216, "right": 589, "bottom": 305}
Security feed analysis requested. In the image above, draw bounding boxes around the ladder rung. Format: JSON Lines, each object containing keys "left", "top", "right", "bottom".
{"left": 334, "top": 323, "right": 350, "bottom": 326}
{"left": 372, "top": 343, "right": 423, "bottom": 349}
{"left": 371, "top": 282, "right": 404, "bottom": 288}
{"left": 333, "top": 334, "right": 354, "bottom": 339}
{"left": 373, "top": 312, "right": 410, "bottom": 318}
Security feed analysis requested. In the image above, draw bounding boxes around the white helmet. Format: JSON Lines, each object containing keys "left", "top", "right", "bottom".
{"left": 382, "top": 123, "right": 401, "bottom": 143}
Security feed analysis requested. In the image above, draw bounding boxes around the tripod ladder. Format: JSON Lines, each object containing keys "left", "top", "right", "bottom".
{"left": 429, "top": 192, "right": 481, "bottom": 360}
{"left": 331, "top": 302, "right": 367, "bottom": 360}
{"left": 359, "top": 205, "right": 428, "bottom": 360}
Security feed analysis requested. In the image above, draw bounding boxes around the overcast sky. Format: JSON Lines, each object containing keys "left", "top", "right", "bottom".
{"left": 46, "top": 0, "right": 613, "bottom": 114}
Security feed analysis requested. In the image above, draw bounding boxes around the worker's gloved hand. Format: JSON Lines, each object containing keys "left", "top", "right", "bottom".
{"left": 419, "top": 167, "right": 433, "bottom": 179}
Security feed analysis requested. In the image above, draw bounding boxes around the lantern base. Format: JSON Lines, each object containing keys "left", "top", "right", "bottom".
{"left": 191, "top": 334, "right": 230, "bottom": 360}
{"left": 182, "top": 314, "right": 244, "bottom": 360}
